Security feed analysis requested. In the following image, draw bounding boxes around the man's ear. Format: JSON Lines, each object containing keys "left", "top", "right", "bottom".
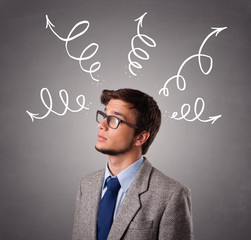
{"left": 134, "top": 131, "right": 150, "bottom": 147}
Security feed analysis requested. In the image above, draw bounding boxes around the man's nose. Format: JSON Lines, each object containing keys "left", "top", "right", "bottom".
{"left": 98, "top": 118, "right": 109, "bottom": 130}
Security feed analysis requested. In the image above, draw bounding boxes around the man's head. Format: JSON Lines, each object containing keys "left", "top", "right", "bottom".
{"left": 95, "top": 88, "right": 161, "bottom": 156}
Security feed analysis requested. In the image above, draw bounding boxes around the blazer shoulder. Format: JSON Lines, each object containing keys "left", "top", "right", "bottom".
{"left": 79, "top": 168, "right": 104, "bottom": 186}
{"left": 149, "top": 166, "right": 191, "bottom": 197}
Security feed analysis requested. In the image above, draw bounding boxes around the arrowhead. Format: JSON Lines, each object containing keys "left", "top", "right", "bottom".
{"left": 45, "top": 14, "right": 55, "bottom": 29}
{"left": 135, "top": 12, "right": 148, "bottom": 28}
{"left": 211, "top": 27, "right": 227, "bottom": 36}
{"left": 209, "top": 114, "right": 222, "bottom": 124}
{"left": 26, "top": 111, "right": 39, "bottom": 122}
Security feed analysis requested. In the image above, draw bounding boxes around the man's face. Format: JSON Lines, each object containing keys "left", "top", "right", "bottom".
{"left": 95, "top": 99, "right": 137, "bottom": 156}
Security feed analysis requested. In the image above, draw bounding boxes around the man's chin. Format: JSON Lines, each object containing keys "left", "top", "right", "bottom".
{"left": 95, "top": 146, "right": 120, "bottom": 156}
{"left": 95, "top": 144, "right": 136, "bottom": 156}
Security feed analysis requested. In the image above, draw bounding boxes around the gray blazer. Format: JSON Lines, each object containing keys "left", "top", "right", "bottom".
{"left": 72, "top": 159, "right": 194, "bottom": 240}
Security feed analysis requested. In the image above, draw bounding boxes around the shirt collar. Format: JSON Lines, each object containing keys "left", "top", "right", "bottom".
{"left": 102, "top": 156, "right": 144, "bottom": 193}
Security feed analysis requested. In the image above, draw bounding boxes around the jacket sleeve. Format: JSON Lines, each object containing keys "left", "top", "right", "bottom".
{"left": 158, "top": 186, "right": 194, "bottom": 240}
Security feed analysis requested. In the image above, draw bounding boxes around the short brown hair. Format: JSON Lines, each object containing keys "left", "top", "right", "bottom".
{"left": 100, "top": 88, "right": 161, "bottom": 155}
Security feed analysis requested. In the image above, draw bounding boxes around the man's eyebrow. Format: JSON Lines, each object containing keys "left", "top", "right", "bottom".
{"left": 104, "top": 107, "right": 127, "bottom": 120}
{"left": 113, "top": 111, "right": 127, "bottom": 120}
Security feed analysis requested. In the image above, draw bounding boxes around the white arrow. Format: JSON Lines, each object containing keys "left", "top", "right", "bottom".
{"left": 128, "top": 12, "right": 156, "bottom": 76}
{"left": 170, "top": 97, "right": 222, "bottom": 124}
{"left": 159, "top": 27, "right": 227, "bottom": 96}
{"left": 45, "top": 15, "right": 100, "bottom": 81}
{"left": 26, "top": 88, "right": 89, "bottom": 122}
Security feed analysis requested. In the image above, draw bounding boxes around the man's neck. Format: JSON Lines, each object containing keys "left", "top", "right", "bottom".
{"left": 108, "top": 152, "right": 141, "bottom": 176}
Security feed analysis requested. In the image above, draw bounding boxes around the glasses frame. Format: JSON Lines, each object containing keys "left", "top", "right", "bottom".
{"left": 96, "top": 110, "right": 138, "bottom": 129}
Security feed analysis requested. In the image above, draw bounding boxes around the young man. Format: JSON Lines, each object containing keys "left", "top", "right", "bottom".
{"left": 72, "top": 88, "right": 194, "bottom": 240}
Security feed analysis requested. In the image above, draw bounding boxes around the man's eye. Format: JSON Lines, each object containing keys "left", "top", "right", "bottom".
{"left": 110, "top": 117, "right": 119, "bottom": 127}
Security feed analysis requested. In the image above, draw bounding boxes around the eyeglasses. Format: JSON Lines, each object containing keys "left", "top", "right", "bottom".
{"left": 96, "top": 110, "right": 138, "bottom": 129}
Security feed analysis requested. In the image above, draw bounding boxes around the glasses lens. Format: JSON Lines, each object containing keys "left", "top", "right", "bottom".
{"left": 97, "top": 111, "right": 105, "bottom": 123}
{"left": 108, "top": 116, "right": 119, "bottom": 129}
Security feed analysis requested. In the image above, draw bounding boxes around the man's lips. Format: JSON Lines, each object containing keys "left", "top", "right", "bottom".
{"left": 97, "top": 134, "right": 107, "bottom": 141}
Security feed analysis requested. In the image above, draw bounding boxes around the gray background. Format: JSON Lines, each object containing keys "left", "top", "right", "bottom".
{"left": 0, "top": 0, "right": 250, "bottom": 239}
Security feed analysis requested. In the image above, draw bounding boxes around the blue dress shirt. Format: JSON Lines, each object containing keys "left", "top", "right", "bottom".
{"left": 101, "top": 156, "right": 144, "bottom": 219}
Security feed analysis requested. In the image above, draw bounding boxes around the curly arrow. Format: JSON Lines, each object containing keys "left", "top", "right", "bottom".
{"left": 128, "top": 12, "right": 156, "bottom": 76}
{"left": 159, "top": 27, "right": 227, "bottom": 96}
{"left": 45, "top": 15, "right": 100, "bottom": 81}
{"left": 170, "top": 98, "right": 222, "bottom": 124}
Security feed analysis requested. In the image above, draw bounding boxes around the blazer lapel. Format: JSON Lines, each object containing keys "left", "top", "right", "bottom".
{"left": 108, "top": 159, "right": 153, "bottom": 239}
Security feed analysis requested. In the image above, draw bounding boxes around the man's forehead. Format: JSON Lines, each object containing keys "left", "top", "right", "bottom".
{"left": 104, "top": 99, "right": 136, "bottom": 120}
{"left": 105, "top": 99, "right": 133, "bottom": 110}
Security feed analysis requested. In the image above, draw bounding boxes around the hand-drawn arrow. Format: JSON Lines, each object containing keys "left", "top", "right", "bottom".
{"left": 128, "top": 12, "right": 156, "bottom": 76}
{"left": 45, "top": 15, "right": 100, "bottom": 81}
{"left": 26, "top": 88, "right": 89, "bottom": 122}
{"left": 159, "top": 27, "right": 227, "bottom": 96}
{"left": 170, "top": 97, "right": 222, "bottom": 124}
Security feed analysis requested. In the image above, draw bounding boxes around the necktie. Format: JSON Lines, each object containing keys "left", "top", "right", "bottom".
{"left": 97, "top": 177, "right": 121, "bottom": 240}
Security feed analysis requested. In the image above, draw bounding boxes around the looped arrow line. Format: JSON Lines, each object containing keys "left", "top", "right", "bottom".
{"left": 45, "top": 15, "right": 101, "bottom": 81}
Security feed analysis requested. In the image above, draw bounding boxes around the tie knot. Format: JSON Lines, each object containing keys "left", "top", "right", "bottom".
{"left": 106, "top": 177, "right": 121, "bottom": 193}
